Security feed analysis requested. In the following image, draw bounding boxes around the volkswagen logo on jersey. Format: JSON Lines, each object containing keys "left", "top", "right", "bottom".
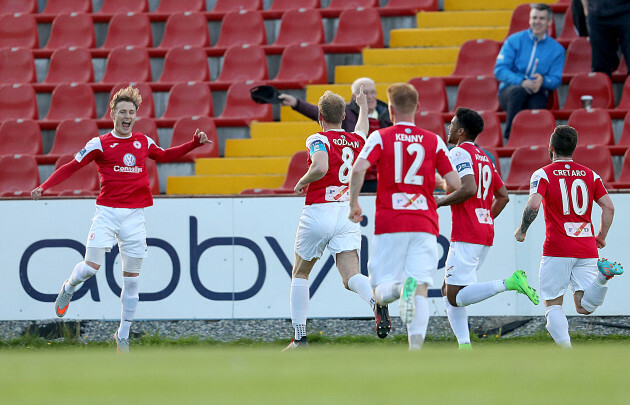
{"left": 123, "top": 153, "right": 137, "bottom": 167}
{"left": 133, "top": 140, "right": 141, "bottom": 149}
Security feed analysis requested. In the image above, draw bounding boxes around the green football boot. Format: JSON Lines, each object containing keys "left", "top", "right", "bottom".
{"left": 505, "top": 270, "right": 539, "bottom": 305}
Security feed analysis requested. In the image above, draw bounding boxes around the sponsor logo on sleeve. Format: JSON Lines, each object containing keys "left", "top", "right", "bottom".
{"left": 456, "top": 162, "right": 471, "bottom": 173}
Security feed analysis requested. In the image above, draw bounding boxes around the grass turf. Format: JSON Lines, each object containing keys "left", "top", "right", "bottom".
{"left": 1, "top": 335, "right": 629, "bottom": 404}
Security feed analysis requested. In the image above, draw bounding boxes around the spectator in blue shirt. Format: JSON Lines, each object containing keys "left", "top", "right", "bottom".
{"left": 494, "top": 3, "right": 565, "bottom": 141}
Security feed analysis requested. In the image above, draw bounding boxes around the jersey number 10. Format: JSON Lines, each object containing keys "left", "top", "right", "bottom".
{"left": 559, "top": 178, "right": 588, "bottom": 215}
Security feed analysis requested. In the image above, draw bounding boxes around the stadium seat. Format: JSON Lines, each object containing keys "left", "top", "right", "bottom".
{"left": 154, "top": 0, "right": 205, "bottom": 13}
{"left": 449, "top": 39, "right": 501, "bottom": 83}
{"left": 270, "top": 44, "right": 328, "bottom": 88}
{"left": 145, "top": 158, "right": 160, "bottom": 195}
{"left": 557, "top": 6, "right": 578, "bottom": 47}
{"left": 43, "top": 48, "right": 94, "bottom": 84}
{"left": 0, "top": 48, "right": 36, "bottom": 84}
{"left": 44, "top": 13, "right": 96, "bottom": 50}
{"left": 267, "top": 9, "right": 325, "bottom": 52}
{"left": 571, "top": 145, "right": 615, "bottom": 187}
{"left": 215, "top": 81, "right": 273, "bottom": 126}
{"left": 157, "top": 47, "right": 210, "bottom": 83}
{"left": 475, "top": 111, "right": 503, "bottom": 149}
{"left": 616, "top": 76, "right": 630, "bottom": 111}
{"left": 213, "top": 10, "right": 266, "bottom": 51}
{"left": 0, "top": 0, "right": 38, "bottom": 15}
{"left": 169, "top": 116, "right": 218, "bottom": 162}
{"left": 262, "top": 0, "right": 319, "bottom": 18}
{"left": 0, "top": 84, "right": 38, "bottom": 121}
{"left": 0, "top": 14, "right": 38, "bottom": 49}
{"left": 506, "top": 3, "right": 555, "bottom": 38}
{"left": 414, "top": 111, "right": 446, "bottom": 141}
{"left": 214, "top": 45, "right": 268, "bottom": 88}
{"left": 43, "top": 83, "right": 96, "bottom": 122}
{"left": 567, "top": 108, "right": 614, "bottom": 146}
{"left": 321, "top": 0, "right": 378, "bottom": 17}
{"left": 45, "top": 154, "right": 100, "bottom": 196}
{"left": 39, "top": 118, "right": 99, "bottom": 164}
{"left": 131, "top": 118, "right": 159, "bottom": 145}
{"left": 452, "top": 76, "right": 499, "bottom": 112}
{"left": 561, "top": 72, "right": 614, "bottom": 111}
{"left": 272, "top": 150, "right": 309, "bottom": 194}
{"left": 158, "top": 12, "right": 210, "bottom": 49}
{"left": 613, "top": 56, "right": 627, "bottom": 82}
{"left": 0, "top": 154, "right": 40, "bottom": 197}
{"left": 0, "top": 119, "right": 43, "bottom": 156}
{"left": 612, "top": 111, "right": 630, "bottom": 155}
{"left": 41, "top": 0, "right": 92, "bottom": 15}
{"left": 503, "top": 145, "right": 550, "bottom": 190}
{"left": 324, "top": 8, "right": 384, "bottom": 53}
{"left": 408, "top": 77, "right": 448, "bottom": 112}
{"left": 96, "top": 0, "right": 148, "bottom": 15}
{"left": 379, "top": 0, "right": 438, "bottom": 16}
{"left": 107, "top": 82, "right": 155, "bottom": 119}
{"left": 101, "top": 47, "right": 152, "bottom": 84}
{"left": 209, "top": 0, "right": 262, "bottom": 14}
{"left": 160, "top": 82, "right": 213, "bottom": 121}
{"left": 612, "top": 150, "right": 630, "bottom": 189}
{"left": 101, "top": 13, "right": 153, "bottom": 50}
{"left": 500, "top": 109, "right": 557, "bottom": 154}
{"left": 562, "top": 37, "right": 591, "bottom": 82}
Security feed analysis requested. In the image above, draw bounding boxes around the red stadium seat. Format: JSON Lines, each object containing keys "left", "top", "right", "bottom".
{"left": 567, "top": 108, "right": 614, "bottom": 146}
{"left": 97, "top": 0, "right": 148, "bottom": 15}
{"left": 0, "top": 84, "right": 38, "bottom": 121}
{"left": 132, "top": 118, "right": 159, "bottom": 145}
{"left": 503, "top": 145, "right": 550, "bottom": 190}
{"left": 213, "top": 10, "right": 266, "bottom": 51}
{"left": 572, "top": 145, "right": 614, "bottom": 186}
{"left": 44, "top": 83, "right": 96, "bottom": 122}
{"left": 0, "top": 0, "right": 38, "bottom": 15}
{"left": 475, "top": 111, "right": 503, "bottom": 149}
{"left": 268, "top": 9, "right": 324, "bottom": 51}
{"left": 214, "top": 45, "right": 268, "bottom": 88}
{"left": 44, "top": 13, "right": 96, "bottom": 50}
{"left": 107, "top": 82, "right": 155, "bottom": 119}
{"left": 101, "top": 47, "right": 152, "bottom": 84}
{"left": 562, "top": 37, "right": 591, "bottom": 82}
{"left": 263, "top": 0, "right": 319, "bottom": 18}
{"left": 557, "top": 6, "right": 578, "bottom": 47}
{"left": 158, "top": 12, "right": 210, "bottom": 49}
{"left": 501, "top": 109, "right": 556, "bottom": 154}
{"left": 0, "top": 14, "right": 38, "bottom": 49}
{"left": 145, "top": 158, "right": 160, "bottom": 195}
{"left": 408, "top": 77, "right": 448, "bottom": 112}
{"left": 215, "top": 81, "right": 273, "bottom": 126}
{"left": 273, "top": 150, "right": 309, "bottom": 194}
{"left": 414, "top": 111, "right": 446, "bottom": 141}
{"left": 39, "top": 118, "right": 99, "bottom": 164}
{"left": 616, "top": 76, "right": 630, "bottom": 111}
{"left": 321, "top": 0, "right": 378, "bottom": 17}
{"left": 0, "top": 48, "right": 36, "bottom": 84}
{"left": 169, "top": 116, "right": 218, "bottom": 162}
{"left": 160, "top": 82, "right": 213, "bottom": 121}
{"left": 614, "top": 112, "right": 630, "bottom": 152}
{"left": 209, "top": 0, "right": 262, "bottom": 14}
{"left": 46, "top": 154, "right": 100, "bottom": 196}
{"left": 379, "top": 0, "right": 438, "bottom": 16}
{"left": 612, "top": 150, "right": 630, "bottom": 189}
{"left": 154, "top": 0, "right": 205, "bottom": 13}
{"left": 101, "top": 13, "right": 153, "bottom": 51}
{"left": 43, "top": 48, "right": 94, "bottom": 84}
{"left": 324, "top": 8, "right": 384, "bottom": 53}
{"left": 0, "top": 154, "right": 40, "bottom": 197}
{"left": 613, "top": 55, "right": 627, "bottom": 82}
{"left": 157, "top": 47, "right": 210, "bottom": 83}
{"left": 506, "top": 3, "right": 555, "bottom": 38}
{"left": 562, "top": 72, "right": 614, "bottom": 111}
{"left": 41, "top": 0, "right": 92, "bottom": 15}
{"left": 452, "top": 76, "right": 499, "bottom": 112}
{"left": 0, "top": 119, "right": 43, "bottom": 156}
{"left": 449, "top": 39, "right": 501, "bottom": 83}
{"left": 270, "top": 44, "right": 328, "bottom": 88}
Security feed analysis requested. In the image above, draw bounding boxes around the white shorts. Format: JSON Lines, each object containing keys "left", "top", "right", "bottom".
{"left": 444, "top": 241, "right": 491, "bottom": 286}
{"left": 86, "top": 205, "right": 148, "bottom": 258}
{"left": 368, "top": 232, "right": 438, "bottom": 288}
{"left": 294, "top": 203, "right": 360, "bottom": 261}
{"left": 539, "top": 256, "right": 598, "bottom": 301}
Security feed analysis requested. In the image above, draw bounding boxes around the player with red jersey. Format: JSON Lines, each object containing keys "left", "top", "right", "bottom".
{"left": 436, "top": 108, "right": 537, "bottom": 350}
{"left": 348, "top": 83, "right": 461, "bottom": 350}
{"left": 31, "top": 86, "right": 212, "bottom": 353}
{"left": 284, "top": 88, "right": 384, "bottom": 351}
{"left": 515, "top": 125, "right": 622, "bottom": 348}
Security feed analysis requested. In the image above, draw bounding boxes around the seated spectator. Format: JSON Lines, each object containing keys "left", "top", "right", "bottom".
{"left": 585, "top": 0, "right": 630, "bottom": 77}
{"left": 494, "top": 3, "right": 564, "bottom": 141}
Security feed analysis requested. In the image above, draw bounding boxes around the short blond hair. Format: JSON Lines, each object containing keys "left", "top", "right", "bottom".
{"left": 387, "top": 83, "right": 418, "bottom": 115}
{"left": 110, "top": 86, "right": 142, "bottom": 114}
{"left": 318, "top": 90, "right": 346, "bottom": 124}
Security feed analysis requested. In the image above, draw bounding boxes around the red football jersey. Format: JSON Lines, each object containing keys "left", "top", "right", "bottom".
{"left": 358, "top": 122, "right": 455, "bottom": 235}
{"left": 305, "top": 129, "right": 366, "bottom": 205}
{"left": 449, "top": 142, "right": 504, "bottom": 246}
{"left": 530, "top": 160, "right": 608, "bottom": 258}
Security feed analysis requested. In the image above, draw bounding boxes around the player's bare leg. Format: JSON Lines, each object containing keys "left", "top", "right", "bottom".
{"left": 545, "top": 296, "right": 572, "bottom": 348}
{"left": 406, "top": 282, "right": 428, "bottom": 350}
{"left": 284, "top": 253, "right": 316, "bottom": 351}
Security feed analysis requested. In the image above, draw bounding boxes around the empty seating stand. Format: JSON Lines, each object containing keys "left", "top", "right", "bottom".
{"left": 214, "top": 81, "right": 273, "bottom": 126}
{"left": 0, "top": 119, "right": 43, "bottom": 156}
{"left": 169, "top": 116, "right": 219, "bottom": 162}
{"left": 270, "top": 44, "right": 328, "bottom": 89}
{"left": 408, "top": 77, "right": 448, "bottom": 112}
{"left": 214, "top": 45, "right": 268, "bottom": 90}
{"left": 0, "top": 48, "right": 36, "bottom": 85}
{"left": 323, "top": 8, "right": 384, "bottom": 53}
{"left": 157, "top": 12, "right": 210, "bottom": 49}
{"left": 265, "top": 9, "right": 325, "bottom": 54}
{"left": 447, "top": 40, "right": 501, "bottom": 85}
{"left": 38, "top": 118, "right": 99, "bottom": 164}
{"left": 0, "top": 154, "right": 40, "bottom": 197}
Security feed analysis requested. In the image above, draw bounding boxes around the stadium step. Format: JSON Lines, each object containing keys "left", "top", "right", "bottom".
{"left": 281, "top": 107, "right": 313, "bottom": 122}
{"left": 362, "top": 48, "right": 459, "bottom": 66}
{"left": 167, "top": 174, "right": 285, "bottom": 195}
{"left": 304, "top": 83, "right": 392, "bottom": 102}
{"left": 195, "top": 157, "right": 290, "bottom": 175}
{"left": 335, "top": 64, "right": 455, "bottom": 83}
{"left": 250, "top": 121, "right": 320, "bottom": 139}
{"left": 225, "top": 137, "right": 306, "bottom": 157}
{"left": 390, "top": 27, "right": 507, "bottom": 48}
{"left": 416, "top": 10, "right": 512, "bottom": 28}
{"left": 444, "top": 0, "right": 553, "bottom": 11}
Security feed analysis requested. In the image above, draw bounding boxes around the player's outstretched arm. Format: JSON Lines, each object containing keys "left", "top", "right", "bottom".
{"left": 150, "top": 128, "right": 212, "bottom": 163}
{"left": 348, "top": 158, "right": 370, "bottom": 223}
{"left": 491, "top": 185, "right": 509, "bottom": 218}
{"left": 436, "top": 173, "right": 475, "bottom": 208}
{"left": 514, "top": 193, "right": 542, "bottom": 242}
{"left": 31, "top": 159, "right": 84, "bottom": 200}
{"left": 294, "top": 150, "right": 328, "bottom": 195}
{"left": 353, "top": 85, "right": 369, "bottom": 135}
{"left": 595, "top": 194, "right": 614, "bottom": 248}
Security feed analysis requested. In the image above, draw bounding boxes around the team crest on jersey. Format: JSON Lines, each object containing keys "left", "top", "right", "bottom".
{"left": 123, "top": 153, "right": 136, "bottom": 166}
{"left": 133, "top": 140, "right": 141, "bottom": 149}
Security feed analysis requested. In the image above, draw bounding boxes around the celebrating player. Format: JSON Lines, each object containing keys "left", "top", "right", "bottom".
{"left": 31, "top": 86, "right": 212, "bottom": 353}
{"left": 515, "top": 125, "right": 622, "bottom": 348}
{"left": 348, "top": 83, "right": 460, "bottom": 350}
{"left": 436, "top": 107, "right": 538, "bottom": 350}
{"left": 284, "top": 86, "right": 387, "bottom": 351}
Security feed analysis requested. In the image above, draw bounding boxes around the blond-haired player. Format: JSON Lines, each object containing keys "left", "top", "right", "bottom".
{"left": 32, "top": 86, "right": 211, "bottom": 353}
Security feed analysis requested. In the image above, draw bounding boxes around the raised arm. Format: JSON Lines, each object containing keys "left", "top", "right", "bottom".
{"left": 353, "top": 85, "right": 369, "bottom": 135}
{"left": 150, "top": 129, "right": 211, "bottom": 163}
